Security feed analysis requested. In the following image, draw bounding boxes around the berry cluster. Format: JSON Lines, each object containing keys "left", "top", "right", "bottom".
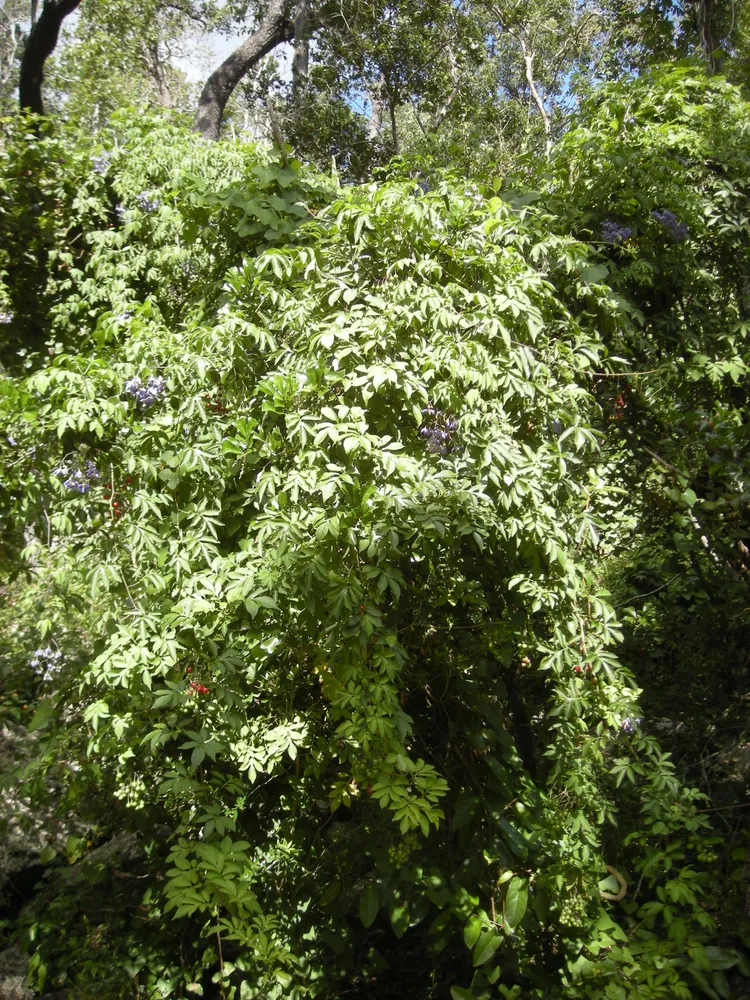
{"left": 388, "top": 833, "right": 416, "bottom": 865}
{"left": 558, "top": 893, "right": 589, "bottom": 928}
{"left": 611, "top": 392, "right": 626, "bottom": 421}
{"left": 573, "top": 663, "right": 598, "bottom": 684}
{"left": 136, "top": 191, "right": 162, "bottom": 213}
{"left": 601, "top": 221, "right": 632, "bottom": 245}
{"left": 652, "top": 209, "right": 689, "bottom": 241}
{"left": 30, "top": 646, "right": 63, "bottom": 682}
{"left": 102, "top": 476, "right": 133, "bottom": 518}
{"left": 185, "top": 665, "right": 210, "bottom": 695}
{"left": 419, "top": 406, "right": 460, "bottom": 455}
{"left": 125, "top": 375, "right": 166, "bottom": 408}
{"left": 203, "top": 386, "right": 227, "bottom": 414}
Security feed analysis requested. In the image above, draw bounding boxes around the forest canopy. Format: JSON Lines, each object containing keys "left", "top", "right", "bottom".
{"left": 0, "top": 3, "right": 749, "bottom": 1000}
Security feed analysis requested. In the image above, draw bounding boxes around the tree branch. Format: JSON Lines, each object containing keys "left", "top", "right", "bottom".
{"left": 193, "top": 0, "right": 293, "bottom": 140}
{"left": 433, "top": 45, "right": 459, "bottom": 131}
{"left": 19, "top": 0, "right": 81, "bottom": 116}
{"left": 291, "top": 0, "right": 310, "bottom": 93}
{"left": 518, "top": 35, "right": 551, "bottom": 155}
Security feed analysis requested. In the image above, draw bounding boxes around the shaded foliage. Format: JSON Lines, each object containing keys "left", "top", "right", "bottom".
{"left": 0, "top": 67, "right": 749, "bottom": 1000}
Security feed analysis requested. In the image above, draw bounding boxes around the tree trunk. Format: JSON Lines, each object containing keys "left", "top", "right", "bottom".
{"left": 433, "top": 46, "right": 459, "bottom": 131}
{"left": 193, "top": 0, "right": 293, "bottom": 141}
{"left": 697, "top": 0, "right": 723, "bottom": 73}
{"left": 140, "top": 39, "right": 172, "bottom": 108}
{"left": 367, "top": 77, "right": 384, "bottom": 140}
{"left": 18, "top": 0, "right": 81, "bottom": 116}
{"left": 519, "top": 36, "right": 551, "bottom": 155}
{"left": 291, "top": 0, "right": 310, "bottom": 93}
{"left": 388, "top": 98, "right": 400, "bottom": 155}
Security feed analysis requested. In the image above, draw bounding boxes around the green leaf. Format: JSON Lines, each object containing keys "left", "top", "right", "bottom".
{"left": 390, "top": 902, "right": 409, "bottom": 939}
{"left": 28, "top": 698, "right": 55, "bottom": 731}
{"left": 450, "top": 988, "right": 477, "bottom": 1000}
{"left": 579, "top": 264, "right": 609, "bottom": 284}
{"left": 472, "top": 930, "right": 501, "bottom": 967}
{"left": 359, "top": 884, "right": 379, "bottom": 928}
{"left": 504, "top": 878, "right": 528, "bottom": 928}
{"left": 463, "top": 915, "right": 482, "bottom": 950}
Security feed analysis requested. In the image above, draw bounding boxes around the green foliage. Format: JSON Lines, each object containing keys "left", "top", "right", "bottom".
{"left": 1, "top": 66, "right": 749, "bottom": 1000}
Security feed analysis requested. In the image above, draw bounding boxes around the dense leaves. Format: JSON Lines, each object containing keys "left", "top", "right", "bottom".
{"left": 0, "top": 66, "right": 749, "bottom": 1000}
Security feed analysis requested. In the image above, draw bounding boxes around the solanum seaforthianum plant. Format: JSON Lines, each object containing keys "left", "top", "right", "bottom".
{"left": 0, "top": 78, "right": 747, "bottom": 1000}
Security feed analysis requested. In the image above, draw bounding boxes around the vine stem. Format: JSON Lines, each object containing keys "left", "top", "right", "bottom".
{"left": 216, "top": 910, "right": 227, "bottom": 1000}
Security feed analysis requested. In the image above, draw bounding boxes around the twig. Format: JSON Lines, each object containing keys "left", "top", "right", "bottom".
{"left": 613, "top": 574, "right": 681, "bottom": 609}
{"left": 697, "top": 802, "right": 750, "bottom": 814}
{"left": 600, "top": 865, "right": 627, "bottom": 901}
{"left": 216, "top": 912, "right": 227, "bottom": 1000}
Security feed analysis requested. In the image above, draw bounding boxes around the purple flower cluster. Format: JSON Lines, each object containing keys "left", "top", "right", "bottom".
{"left": 92, "top": 151, "right": 113, "bottom": 176}
{"left": 63, "top": 471, "right": 88, "bottom": 493}
{"left": 30, "top": 646, "right": 63, "bottom": 682}
{"left": 125, "top": 374, "right": 166, "bottom": 408}
{"left": 114, "top": 309, "right": 133, "bottom": 322}
{"left": 0, "top": 310, "right": 12, "bottom": 324}
{"left": 652, "top": 209, "right": 689, "bottom": 241}
{"left": 136, "top": 191, "right": 162, "bottom": 213}
{"left": 56, "top": 459, "right": 100, "bottom": 493}
{"left": 620, "top": 716, "right": 642, "bottom": 734}
{"left": 419, "top": 406, "right": 460, "bottom": 455}
{"left": 601, "top": 221, "right": 632, "bottom": 245}
{"left": 115, "top": 204, "right": 128, "bottom": 223}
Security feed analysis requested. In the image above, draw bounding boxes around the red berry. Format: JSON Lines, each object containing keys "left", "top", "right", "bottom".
{"left": 186, "top": 666, "right": 193, "bottom": 673}
{"left": 574, "top": 665, "right": 582, "bottom": 673}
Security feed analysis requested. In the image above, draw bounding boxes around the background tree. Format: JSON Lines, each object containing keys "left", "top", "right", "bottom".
{"left": 0, "top": 0, "right": 29, "bottom": 116}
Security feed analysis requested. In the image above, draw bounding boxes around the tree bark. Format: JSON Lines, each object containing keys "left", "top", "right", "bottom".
{"left": 696, "top": 0, "right": 723, "bottom": 73}
{"left": 291, "top": 0, "right": 310, "bottom": 93}
{"left": 433, "top": 46, "right": 459, "bottom": 131}
{"left": 519, "top": 36, "right": 551, "bottom": 155}
{"left": 193, "top": 0, "right": 293, "bottom": 141}
{"left": 18, "top": 0, "right": 81, "bottom": 116}
{"left": 367, "top": 77, "right": 385, "bottom": 139}
{"left": 140, "top": 39, "right": 172, "bottom": 108}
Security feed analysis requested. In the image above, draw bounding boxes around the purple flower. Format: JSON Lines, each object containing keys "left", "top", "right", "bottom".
{"left": 601, "top": 221, "right": 632, "bottom": 245}
{"left": 0, "top": 311, "right": 12, "bottom": 324}
{"left": 84, "top": 460, "right": 99, "bottom": 479}
{"left": 419, "top": 407, "right": 461, "bottom": 455}
{"left": 652, "top": 209, "right": 689, "bottom": 241}
{"left": 115, "top": 204, "right": 128, "bottom": 223}
{"left": 63, "top": 472, "right": 90, "bottom": 494}
{"left": 31, "top": 646, "right": 63, "bottom": 682}
{"left": 92, "top": 152, "right": 113, "bottom": 176}
{"left": 620, "top": 717, "right": 641, "bottom": 734}
{"left": 125, "top": 373, "right": 166, "bottom": 408}
{"left": 136, "top": 191, "right": 161, "bottom": 213}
